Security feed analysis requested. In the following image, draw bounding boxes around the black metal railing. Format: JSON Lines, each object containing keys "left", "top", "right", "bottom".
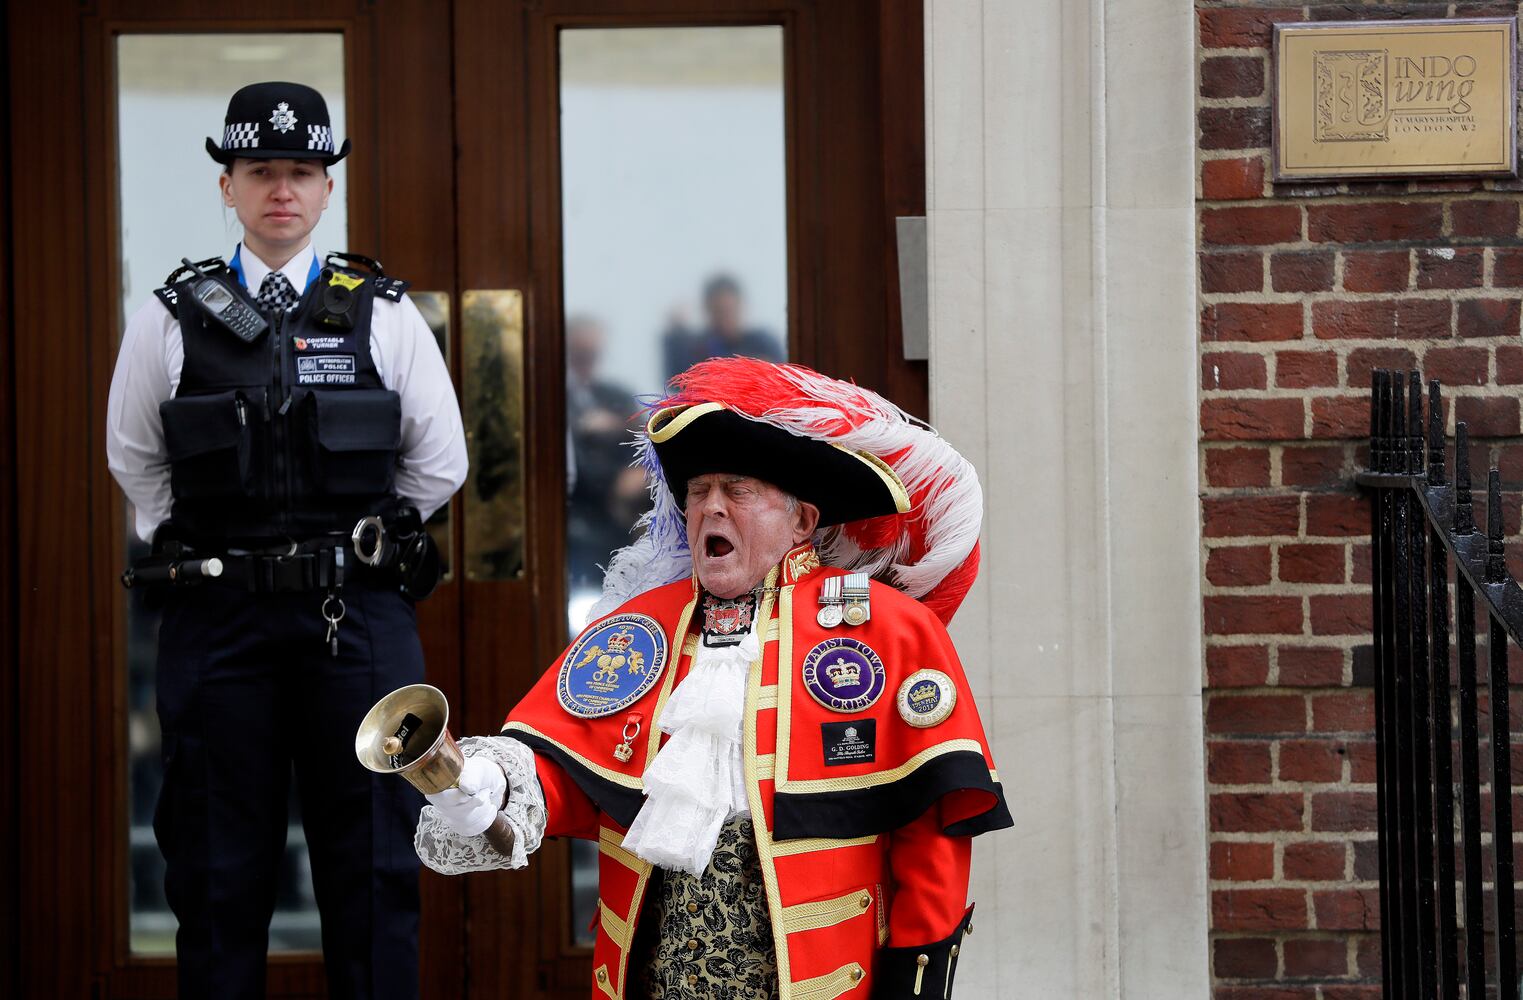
{"left": 1360, "top": 370, "right": 1521, "bottom": 999}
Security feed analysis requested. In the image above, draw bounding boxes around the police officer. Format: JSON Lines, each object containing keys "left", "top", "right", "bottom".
{"left": 106, "top": 81, "right": 467, "bottom": 1000}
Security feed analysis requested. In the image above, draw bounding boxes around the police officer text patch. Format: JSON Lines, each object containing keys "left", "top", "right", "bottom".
{"left": 822, "top": 719, "right": 876, "bottom": 766}
{"left": 801, "top": 637, "right": 887, "bottom": 713}
{"left": 294, "top": 335, "right": 346, "bottom": 351}
{"left": 557, "top": 613, "right": 668, "bottom": 718}
{"left": 296, "top": 355, "right": 357, "bottom": 385}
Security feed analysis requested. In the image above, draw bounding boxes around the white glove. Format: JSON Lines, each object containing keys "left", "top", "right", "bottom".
{"left": 425, "top": 755, "right": 508, "bottom": 837}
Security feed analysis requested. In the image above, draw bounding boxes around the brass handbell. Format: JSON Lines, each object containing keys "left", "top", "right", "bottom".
{"left": 355, "top": 683, "right": 516, "bottom": 856}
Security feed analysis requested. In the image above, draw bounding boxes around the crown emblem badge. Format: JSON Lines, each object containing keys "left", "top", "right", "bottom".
{"left": 802, "top": 639, "right": 886, "bottom": 714}
{"left": 269, "top": 101, "right": 298, "bottom": 134}
{"left": 896, "top": 669, "right": 956, "bottom": 728}
{"left": 557, "top": 614, "right": 668, "bottom": 719}
{"left": 825, "top": 657, "right": 862, "bottom": 688}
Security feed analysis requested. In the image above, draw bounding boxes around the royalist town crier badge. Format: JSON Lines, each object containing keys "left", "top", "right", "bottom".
{"left": 802, "top": 637, "right": 887, "bottom": 713}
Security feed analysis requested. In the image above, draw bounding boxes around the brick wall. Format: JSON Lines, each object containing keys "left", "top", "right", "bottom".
{"left": 1199, "top": 3, "right": 1523, "bottom": 997}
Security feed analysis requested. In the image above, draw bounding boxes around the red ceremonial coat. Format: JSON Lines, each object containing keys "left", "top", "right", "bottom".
{"left": 501, "top": 545, "right": 1011, "bottom": 1000}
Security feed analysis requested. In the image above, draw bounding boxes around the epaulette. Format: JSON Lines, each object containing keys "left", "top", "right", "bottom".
{"left": 324, "top": 251, "right": 410, "bottom": 303}
{"left": 155, "top": 255, "right": 229, "bottom": 319}
{"left": 372, "top": 275, "right": 411, "bottom": 302}
{"left": 153, "top": 284, "right": 181, "bottom": 319}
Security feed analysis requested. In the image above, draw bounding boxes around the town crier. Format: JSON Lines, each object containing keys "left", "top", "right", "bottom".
{"left": 414, "top": 358, "right": 1011, "bottom": 999}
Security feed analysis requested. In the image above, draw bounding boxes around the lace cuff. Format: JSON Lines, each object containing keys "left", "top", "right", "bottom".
{"left": 414, "top": 736, "right": 547, "bottom": 875}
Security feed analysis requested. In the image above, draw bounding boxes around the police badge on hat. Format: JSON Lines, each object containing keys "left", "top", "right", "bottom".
{"left": 205, "top": 81, "right": 351, "bottom": 166}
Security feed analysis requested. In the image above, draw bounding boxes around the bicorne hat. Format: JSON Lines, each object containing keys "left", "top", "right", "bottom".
{"left": 593, "top": 358, "right": 983, "bottom": 626}
{"left": 205, "top": 81, "right": 350, "bottom": 166}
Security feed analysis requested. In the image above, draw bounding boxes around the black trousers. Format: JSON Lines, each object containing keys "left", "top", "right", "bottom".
{"left": 154, "top": 581, "right": 424, "bottom": 1000}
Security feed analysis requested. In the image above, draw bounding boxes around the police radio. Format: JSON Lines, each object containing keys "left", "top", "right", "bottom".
{"left": 178, "top": 257, "right": 268, "bottom": 343}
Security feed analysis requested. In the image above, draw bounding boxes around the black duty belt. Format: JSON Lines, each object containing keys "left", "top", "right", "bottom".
{"left": 214, "top": 545, "right": 363, "bottom": 593}
{"left": 123, "top": 513, "right": 440, "bottom": 601}
{"left": 126, "top": 540, "right": 366, "bottom": 592}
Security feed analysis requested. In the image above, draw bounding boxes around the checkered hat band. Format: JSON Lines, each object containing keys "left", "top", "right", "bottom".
{"left": 306, "top": 124, "right": 333, "bottom": 153}
{"left": 223, "top": 123, "right": 261, "bottom": 150}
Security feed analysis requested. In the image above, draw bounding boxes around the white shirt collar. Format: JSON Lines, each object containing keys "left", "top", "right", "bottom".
{"left": 238, "top": 241, "right": 318, "bottom": 296}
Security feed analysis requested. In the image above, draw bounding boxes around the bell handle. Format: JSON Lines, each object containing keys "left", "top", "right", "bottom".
{"left": 484, "top": 812, "right": 516, "bottom": 858}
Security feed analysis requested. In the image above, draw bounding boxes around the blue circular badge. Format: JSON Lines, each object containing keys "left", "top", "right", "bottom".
{"left": 557, "top": 613, "right": 668, "bottom": 718}
{"left": 802, "top": 638, "right": 887, "bottom": 713}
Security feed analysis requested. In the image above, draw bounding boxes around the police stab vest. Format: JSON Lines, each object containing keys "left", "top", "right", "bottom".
{"left": 156, "top": 255, "right": 408, "bottom": 544}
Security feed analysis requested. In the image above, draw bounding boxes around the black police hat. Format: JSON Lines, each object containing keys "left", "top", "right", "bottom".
{"left": 204, "top": 81, "right": 350, "bottom": 166}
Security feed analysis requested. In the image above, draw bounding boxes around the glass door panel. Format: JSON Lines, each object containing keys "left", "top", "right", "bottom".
{"left": 557, "top": 24, "right": 788, "bottom": 945}
{"left": 115, "top": 32, "right": 347, "bottom": 955}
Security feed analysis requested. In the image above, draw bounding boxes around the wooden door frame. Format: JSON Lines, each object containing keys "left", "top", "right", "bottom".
{"left": 6, "top": 3, "right": 465, "bottom": 997}
{"left": 0, "top": 5, "right": 17, "bottom": 1000}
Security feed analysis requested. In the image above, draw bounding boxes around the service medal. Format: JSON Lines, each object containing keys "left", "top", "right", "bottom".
{"left": 817, "top": 604, "right": 844, "bottom": 628}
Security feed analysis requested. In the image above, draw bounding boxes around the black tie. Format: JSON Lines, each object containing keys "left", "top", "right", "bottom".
{"left": 257, "top": 271, "right": 299, "bottom": 313}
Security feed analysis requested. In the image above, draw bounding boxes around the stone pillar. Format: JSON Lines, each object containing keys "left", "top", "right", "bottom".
{"left": 925, "top": 0, "right": 1208, "bottom": 994}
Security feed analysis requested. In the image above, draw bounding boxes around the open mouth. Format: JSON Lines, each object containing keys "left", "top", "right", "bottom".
{"left": 705, "top": 534, "right": 735, "bottom": 558}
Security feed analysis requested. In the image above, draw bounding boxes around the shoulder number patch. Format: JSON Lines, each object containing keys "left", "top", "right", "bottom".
{"left": 154, "top": 285, "right": 181, "bottom": 319}
{"left": 373, "top": 275, "right": 411, "bottom": 301}
{"left": 896, "top": 669, "right": 957, "bottom": 728}
{"left": 802, "top": 637, "right": 887, "bottom": 713}
{"left": 556, "top": 613, "right": 668, "bottom": 718}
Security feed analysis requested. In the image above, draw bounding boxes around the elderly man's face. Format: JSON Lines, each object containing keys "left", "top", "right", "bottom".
{"left": 685, "top": 473, "right": 820, "bottom": 598}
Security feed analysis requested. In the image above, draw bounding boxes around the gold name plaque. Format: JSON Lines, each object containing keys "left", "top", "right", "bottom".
{"left": 1273, "top": 18, "right": 1517, "bottom": 180}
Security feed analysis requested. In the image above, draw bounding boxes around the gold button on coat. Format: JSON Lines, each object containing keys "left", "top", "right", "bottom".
{"left": 686, "top": 938, "right": 699, "bottom": 951}
{"left": 851, "top": 966, "right": 864, "bottom": 982}
{"left": 859, "top": 893, "right": 871, "bottom": 908}
{"left": 686, "top": 901, "right": 699, "bottom": 913}
{"left": 916, "top": 954, "right": 930, "bottom": 967}
{"left": 687, "top": 975, "right": 698, "bottom": 986}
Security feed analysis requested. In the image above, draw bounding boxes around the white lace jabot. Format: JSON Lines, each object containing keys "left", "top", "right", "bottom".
{"left": 621, "top": 629, "right": 757, "bottom": 876}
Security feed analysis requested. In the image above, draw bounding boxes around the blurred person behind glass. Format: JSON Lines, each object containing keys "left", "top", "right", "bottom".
{"left": 566, "top": 314, "right": 647, "bottom": 591}
{"left": 660, "top": 272, "right": 783, "bottom": 381}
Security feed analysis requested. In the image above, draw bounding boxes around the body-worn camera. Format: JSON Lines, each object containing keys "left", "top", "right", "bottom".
{"left": 316, "top": 269, "right": 364, "bottom": 330}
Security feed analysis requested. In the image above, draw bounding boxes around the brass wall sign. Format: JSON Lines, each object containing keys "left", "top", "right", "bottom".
{"left": 1273, "top": 18, "right": 1517, "bottom": 180}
